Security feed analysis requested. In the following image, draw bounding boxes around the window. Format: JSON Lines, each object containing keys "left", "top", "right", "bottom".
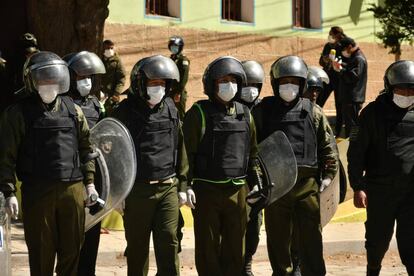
{"left": 145, "top": 0, "right": 180, "bottom": 18}
{"left": 222, "top": 0, "right": 254, "bottom": 23}
{"left": 293, "top": 0, "right": 321, "bottom": 29}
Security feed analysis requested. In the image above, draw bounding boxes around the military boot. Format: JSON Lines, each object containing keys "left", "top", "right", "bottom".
{"left": 243, "top": 255, "right": 254, "bottom": 276}
{"left": 366, "top": 266, "right": 381, "bottom": 276}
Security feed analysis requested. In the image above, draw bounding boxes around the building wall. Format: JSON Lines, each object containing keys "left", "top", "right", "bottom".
{"left": 108, "top": 0, "right": 380, "bottom": 42}
{"left": 104, "top": 23, "right": 414, "bottom": 114}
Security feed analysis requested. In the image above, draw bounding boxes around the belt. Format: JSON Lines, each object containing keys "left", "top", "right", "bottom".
{"left": 148, "top": 177, "right": 174, "bottom": 185}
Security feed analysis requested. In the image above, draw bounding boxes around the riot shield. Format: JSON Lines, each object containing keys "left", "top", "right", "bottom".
{"left": 258, "top": 131, "right": 297, "bottom": 206}
{"left": 0, "top": 192, "right": 11, "bottom": 276}
{"left": 85, "top": 118, "right": 137, "bottom": 231}
{"left": 320, "top": 138, "right": 349, "bottom": 227}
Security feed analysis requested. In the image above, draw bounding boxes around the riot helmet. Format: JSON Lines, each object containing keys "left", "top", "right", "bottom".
{"left": 63, "top": 51, "right": 106, "bottom": 97}
{"left": 308, "top": 66, "right": 330, "bottom": 85}
{"left": 306, "top": 73, "right": 324, "bottom": 91}
{"left": 20, "top": 33, "right": 39, "bottom": 56}
{"left": 384, "top": 60, "right": 414, "bottom": 92}
{"left": 168, "top": 36, "right": 184, "bottom": 55}
{"left": 64, "top": 51, "right": 106, "bottom": 77}
{"left": 23, "top": 51, "right": 70, "bottom": 103}
{"left": 239, "top": 60, "right": 264, "bottom": 103}
{"left": 202, "top": 56, "right": 246, "bottom": 101}
{"left": 270, "top": 55, "right": 308, "bottom": 102}
{"left": 384, "top": 60, "right": 414, "bottom": 109}
{"left": 129, "top": 55, "right": 179, "bottom": 104}
{"left": 304, "top": 73, "right": 323, "bottom": 103}
{"left": 242, "top": 60, "right": 264, "bottom": 88}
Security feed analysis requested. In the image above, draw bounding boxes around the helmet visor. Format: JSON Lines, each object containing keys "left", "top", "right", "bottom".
{"left": 31, "top": 64, "right": 70, "bottom": 94}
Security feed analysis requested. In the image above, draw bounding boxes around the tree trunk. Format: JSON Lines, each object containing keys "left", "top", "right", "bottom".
{"left": 26, "top": 0, "right": 109, "bottom": 56}
{"left": 394, "top": 45, "right": 401, "bottom": 61}
{"left": 0, "top": 0, "right": 109, "bottom": 112}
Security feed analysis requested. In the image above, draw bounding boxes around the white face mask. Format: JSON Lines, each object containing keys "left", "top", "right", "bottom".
{"left": 218, "top": 82, "right": 238, "bottom": 102}
{"left": 147, "top": 86, "right": 165, "bottom": 106}
{"left": 241, "top": 86, "right": 259, "bottom": 103}
{"left": 328, "top": 35, "right": 336, "bottom": 44}
{"left": 170, "top": 45, "right": 180, "bottom": 54}
{"left": 342, "top": 50, "right": 351, "bottom": 58}
{"left": 38, "top": 84, "right": 59, "bottom": 104}
{"left": 279, "top": 83, "right": 299, "bottom": 102}
{"left": 76, "top": 78, "right": 92, "bottom": 97}
{"left": 104, "top": 49, "right": 114, "bottom": 58}
{"left": 393, "top": 94, "right": 414, "bottom": 109}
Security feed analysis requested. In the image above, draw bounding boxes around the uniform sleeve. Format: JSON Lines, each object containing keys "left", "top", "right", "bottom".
{"left": 314, "top": 105, "right": 338, "bottom": 180}
{"left": 75, "top": 105, "right": 95, "bottom": 185}
{"left": 347, "top": 104, "right": 373, "bottom": 191}
{"left": 246, "top": 112, "right": 262, "bottom": 188}
{"left": 177, "top": 57, "right": 190, "bottom": 92}
{"left": 182, "top": 105, "right": 202, "bottom": 186}
{"left": 0, "top": 106, "right": 25, "bottom": 197}
{"left": 114, "top": 58, "right": 126, "bottom": 95}
{"left": 251, "top": 103, "right": 264, "bottom": 143}
{"left": 175, "top": 122, "right": 189, "bottom": 192}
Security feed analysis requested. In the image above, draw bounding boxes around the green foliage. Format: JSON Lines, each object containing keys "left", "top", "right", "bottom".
{"left": 368, "top": 0, "right": 414, "bottom": 55}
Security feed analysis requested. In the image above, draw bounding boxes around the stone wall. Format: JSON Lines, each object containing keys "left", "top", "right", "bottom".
{"left": 105, "top": 23, "right": 414, "bottom": 114}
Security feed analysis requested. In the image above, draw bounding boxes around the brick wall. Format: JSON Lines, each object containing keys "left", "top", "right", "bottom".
{"left": 105, "top": 23, "right": 414, "bottom": 114}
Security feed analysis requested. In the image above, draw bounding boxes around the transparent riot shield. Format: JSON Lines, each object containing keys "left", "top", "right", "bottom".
{"left": 0, "top": 192, "right": 11, "bottom": 276}
{"left": 85, "top": 118, "right": 137, "bottom": 231}
{"left": 258, "top": 130, "right": 298, "bottom": 206}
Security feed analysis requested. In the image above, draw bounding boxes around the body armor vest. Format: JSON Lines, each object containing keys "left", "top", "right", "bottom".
{"left": 375, "top": 95, "right": 414, "bottom": 175}
{"left": 125, "top": 97, "right": 179, "bottom": 181}
{"left": 261, "top": 97, "right": 318, "bottom": 168}
{"left": 194, "top": 100, "right": 251, "bottom": 180}
{"left": 74, "top": 96, "right": 101, "bottom": 128}
{"left": 17, "top": 96, "right": 83, "bottom": 183}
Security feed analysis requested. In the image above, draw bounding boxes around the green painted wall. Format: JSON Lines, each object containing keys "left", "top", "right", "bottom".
{"left": 107, "top": 0, "right": 380, "bottom": 42}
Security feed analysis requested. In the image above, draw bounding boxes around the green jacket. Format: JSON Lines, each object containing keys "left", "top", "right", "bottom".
{"left": 170, "top": 53, "right": 190, "bottom": 119}
{"left": 183, "top": 99, "right": 260, "bottom": 186}
{"left": 253, "top": 98, "right": 338, "bottom": 181}
{"left": 170, "top": 53, "right": 190, "bottom": 95}
{"left": 101, "top": 54, "right": 126, "bottom": 97}
{"left": 111, "top": 95, "right": 189, "bottom": 192}
{"left": 0, "top": 95, "right": 95, "bottom": 198}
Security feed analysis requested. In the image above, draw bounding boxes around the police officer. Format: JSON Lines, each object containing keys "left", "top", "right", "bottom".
{"left": 168, "top": 36, "right": 190, "bottom": 253}
{"left": 183, "top": 56, "right": 261, "bottom": 276}
{"left": 112, "top": 55, "right": 188, "bottom": 276}
{"left": 0, "top": 51, "right": 97, "bottom": 276}
{"left": 236, "top": 60, "right": 265, "bottom": 276}
{"left": 101, "top": 39, "right": 126, "bottom": 115}
{"left": 64, "top": 51, "right": 106, "bottom": 276}
{"left": 304, "top": 73, "right": 324, "bottom": 104}
{"left": 252, "top": 55, "right": 337, "bottom": 276}
{"left": 168, "top": 36, "right": 190, "bottom": 120}
{"left": 65, "top": 51, "right": 106, "bottom": 128}
{"left": 238, "top": 60, "right": 264, "bottom": 109}
{"left": 7, "top": 33, "right": 41, "bottom": 104}
{"left": 348, "top": 60, "right": 414, "bottom": 276}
